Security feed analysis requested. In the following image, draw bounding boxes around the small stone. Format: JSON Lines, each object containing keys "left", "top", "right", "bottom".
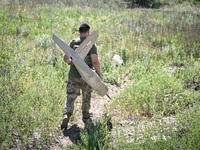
{"left": 112, "top": 55, "right": 123, "bottom": 65}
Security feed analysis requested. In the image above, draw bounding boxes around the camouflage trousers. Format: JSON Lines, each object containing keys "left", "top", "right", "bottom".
{"left": 63, "top": 77, "right": 92, "bottom": 116}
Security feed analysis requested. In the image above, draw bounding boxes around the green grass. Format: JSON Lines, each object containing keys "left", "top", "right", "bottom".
{"left": 112, "top": 105, "right": 200, "bottom": 150}
{"left": 75, "top": 114, "right": 111, "bottom": 150}
{"left": 0, "top": 1, "right": 200, "bottom": 149}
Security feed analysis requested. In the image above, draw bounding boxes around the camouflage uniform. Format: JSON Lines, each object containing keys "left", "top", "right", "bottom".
{"left": 63, "top": 77, "right": 92, "bottom": 116}
{"left": 63, "top": 37, "right": 97, "bottom": 121}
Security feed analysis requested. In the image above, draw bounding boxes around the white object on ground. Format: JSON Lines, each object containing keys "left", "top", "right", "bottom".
{"left": 112, "top": 54, "right": 123, "bottom": 65}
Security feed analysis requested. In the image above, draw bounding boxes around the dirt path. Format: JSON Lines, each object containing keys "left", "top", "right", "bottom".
{"left": 50, "top": 84, "right": 120, "bottom": 150}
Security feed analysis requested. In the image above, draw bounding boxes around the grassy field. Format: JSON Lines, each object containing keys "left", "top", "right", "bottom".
{"left": 1, "top": 0, "right": 200, "bottom": 149}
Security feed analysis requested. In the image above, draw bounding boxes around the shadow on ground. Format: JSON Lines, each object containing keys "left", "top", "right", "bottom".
{"left": 63, "top": 124, "right": 81, "bottom": 144}
{"left": 62, "top": 117, "right": 113, "bottom": 145}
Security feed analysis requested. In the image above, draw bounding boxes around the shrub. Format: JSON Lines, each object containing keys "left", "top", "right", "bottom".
{"left": 76, "top": 115, "right": 111, "bottom": 150}
{"left": 35, "top": 34, "right": 50, "bottom": 50}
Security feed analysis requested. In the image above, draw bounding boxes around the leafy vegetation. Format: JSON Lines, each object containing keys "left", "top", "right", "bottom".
{"left": 0, "top": 0, "right": 200, "bottom": 149}
{"left": 75, "top": 115, "right": 111, "bottom": 150}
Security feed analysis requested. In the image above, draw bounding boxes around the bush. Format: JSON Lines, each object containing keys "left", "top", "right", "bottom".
{"left": 35, "top": 34, "right": 50, "bottom": 50}
{"left": 76, "top": 115, "right": 111, "bottom": 150}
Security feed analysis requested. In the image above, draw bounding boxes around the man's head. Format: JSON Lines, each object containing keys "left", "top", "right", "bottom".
{"left": 79, "top": 23, "right": 90, "bottom": 34}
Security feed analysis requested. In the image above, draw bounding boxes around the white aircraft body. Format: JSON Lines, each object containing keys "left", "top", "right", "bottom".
{"left": 52, "top": 31, "right": 109, "bottom": 97}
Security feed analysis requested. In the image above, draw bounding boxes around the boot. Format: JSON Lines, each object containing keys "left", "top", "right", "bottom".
{"left": 61, "top": 114, "right": 70, "bottom": 130}
{"left": 82, "top": 111, "right": 92, "bottom": 124}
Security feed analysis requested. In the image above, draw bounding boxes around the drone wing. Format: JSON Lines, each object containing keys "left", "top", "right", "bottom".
{"left": 75, "top": 30, "right": 98, "bottom": 59}
{"left": 52, "top": 34, "right": 108, "bottom": 96}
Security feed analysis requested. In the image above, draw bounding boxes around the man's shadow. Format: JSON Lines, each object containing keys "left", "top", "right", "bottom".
{"left": 63, "top": 124, "right": 81, "bottom": 144}
{"left": 62, "top": 117, "right": 112, "bottom": 145}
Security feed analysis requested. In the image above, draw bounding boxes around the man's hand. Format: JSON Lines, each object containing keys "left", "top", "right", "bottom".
{"left": 63, "top": 54, "right": 71, "bottom": 65}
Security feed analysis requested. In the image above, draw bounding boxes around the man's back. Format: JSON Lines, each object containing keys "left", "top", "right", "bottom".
{"left": 68, "top": 37, "right": 97, "bottom": 78}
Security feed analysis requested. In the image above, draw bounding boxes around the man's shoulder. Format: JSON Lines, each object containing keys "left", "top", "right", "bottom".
{"left": 74, "top": 37, "right": 82, "bottom": 44}
{"left": 69, "top": 37, "right": 79, "bottom": 43}
{"left": 90, "top": 44, "right": 97, "bottom": 55}
{"left": 69, "top": 37, "right": 80, "bottom": 48}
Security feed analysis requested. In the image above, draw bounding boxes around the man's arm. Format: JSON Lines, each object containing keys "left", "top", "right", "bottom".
{"left": 91, "top": 54, "right": 102, "bottom": 79}
{"left": 63, "top": 54, "right": 71, "bottom": 65}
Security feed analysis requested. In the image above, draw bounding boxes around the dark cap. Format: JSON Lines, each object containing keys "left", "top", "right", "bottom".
{"left": 79, "top": 23, "right": 90, "bottom": 33}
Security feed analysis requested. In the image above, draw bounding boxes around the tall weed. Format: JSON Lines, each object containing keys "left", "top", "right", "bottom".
{"left": 175, "top": 60, "right": 200, "bottom": 91}
{"left": 75, "top": 115, "right": 111, "bottom": 150}
{"left": 113, "top": 60, "right": 191, "bottom": 116}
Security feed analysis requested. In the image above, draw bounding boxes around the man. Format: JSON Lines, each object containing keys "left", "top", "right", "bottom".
{"left": 61, "top": 23, "right": 102, "bottom": 129}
